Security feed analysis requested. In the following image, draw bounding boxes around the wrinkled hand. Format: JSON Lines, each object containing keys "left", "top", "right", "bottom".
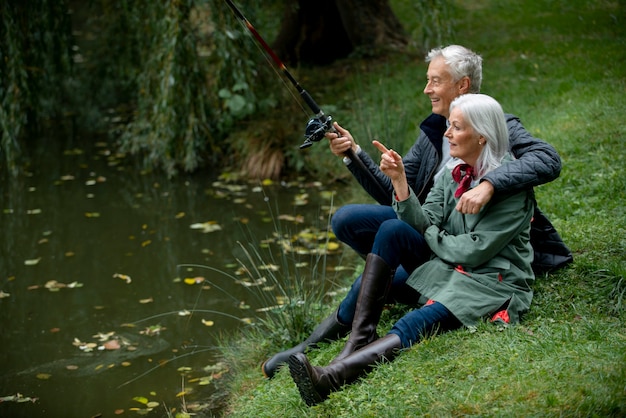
{"left": 326, "top": 122, "right": 357, "bottom": 157}
{"left": 373, "top": 140, "right": 409, "bottom": 201}
{"left": 456, "top": 181, "right": 495, "bottom": 214}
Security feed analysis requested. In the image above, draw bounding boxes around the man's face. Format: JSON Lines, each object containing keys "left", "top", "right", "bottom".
{"left": 423, "top": 56, "right": 466, "bottom": 118}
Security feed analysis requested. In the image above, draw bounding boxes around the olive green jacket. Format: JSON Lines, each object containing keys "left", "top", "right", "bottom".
{"left": 393, "top": 157, "right": 536, "bottom": 326}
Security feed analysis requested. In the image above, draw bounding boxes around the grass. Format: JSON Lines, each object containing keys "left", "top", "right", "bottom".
{"left": 214, "top": 0, "right": 626, "bottom": 416}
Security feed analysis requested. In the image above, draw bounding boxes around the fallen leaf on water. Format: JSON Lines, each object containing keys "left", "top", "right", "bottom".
{"left": 103, "top": 339, "right": 121, "bottom": 350}
{"left": 133, "top": 396, "right": 149, "bottom": 405}
{"left": 139, "top": 297, "right": 153, "bottom": 304}
{"left": 201, "top": 319, "right": 214, "bottom": 327}
{"left": 277, "top": 214, "right": 305, "bottom": 223}
{"left": 183, "top": 276, "right": 204, "bottom": 285}
{"left": 176, "top": 389, "right": 192, "bottom": 397}
{"left": 198, "top": 376, "right": 213, "bottom": 385}
{"left": 139, "top": 324, "right": 165, "bottom": 336}
{"left": 93, "top": 331, "right": 115, "bottom": 341}
{"left": 259, "top": 264, "right": 280, "bottom": 272}
{"left": 113, "top": 273, "right": 132, "bottom": 284}
{"left": 189, "top": 221, "right": 222, "bottom": 233}
{"left": 66, "top": 281, "right": 83, "bottom": 288}
{"left": 0, "top": 291, "right": 10, "bottom": 299}
{"left": 45, "top": 280, "right": 66, "bottom": 291}
{"left": 0, "top": 393, "right": 39, "bottom": 403}
{"left": 24, "top": 258, "right": 42, "bottom": 266}
{"left": 36, "top": 373, "right": 51, "bottom": 380}
{"left": 326, "top": 242, "right": 340, "bottom": 251}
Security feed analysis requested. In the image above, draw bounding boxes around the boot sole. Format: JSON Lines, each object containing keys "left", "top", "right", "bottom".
{"left": 288, "top": 354, "right": 325, "bottom": 406}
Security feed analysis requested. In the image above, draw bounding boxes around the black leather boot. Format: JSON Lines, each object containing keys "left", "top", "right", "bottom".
{"left": 288, "top": 333, "right": 402, "bottom": 406}
{"left": 331, "top": 253, "right": 394, "bottom": 364}
{"left": 262, "top": 308, "right": 349, "bottom": 378}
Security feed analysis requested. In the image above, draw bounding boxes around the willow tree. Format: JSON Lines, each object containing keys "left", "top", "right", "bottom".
{"left": 0, "top": 0, "right": 73, "bottom": 175}
{"left": 1, "top": 0, "right": 416, "bottom": 179}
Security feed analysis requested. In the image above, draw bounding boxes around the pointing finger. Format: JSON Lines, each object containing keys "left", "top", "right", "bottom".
{"left": 372, "top": 140, "right": 390, "bottom": 154}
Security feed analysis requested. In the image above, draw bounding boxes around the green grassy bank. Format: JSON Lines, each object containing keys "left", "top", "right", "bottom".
{"left": 218, "top": 0, "right": 626, "bottom": 416}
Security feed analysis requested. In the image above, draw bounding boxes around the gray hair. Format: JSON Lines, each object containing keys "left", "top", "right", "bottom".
{"left": 449, "top": 94, "right": 508, "bottom": 178}
{"left": 426, "top": 45, "right": 483, "bottom": 93}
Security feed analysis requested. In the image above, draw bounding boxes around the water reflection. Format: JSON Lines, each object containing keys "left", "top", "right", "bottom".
{"left": 0, "top": 136, "right": 357, "bottom": 416}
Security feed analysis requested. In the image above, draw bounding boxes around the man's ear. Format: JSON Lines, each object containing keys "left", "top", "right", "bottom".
{"left": 459, "top": 76, "right": 471, "bottom": 94}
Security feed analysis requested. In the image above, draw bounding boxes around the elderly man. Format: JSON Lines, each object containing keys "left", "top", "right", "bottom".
{"left": 262, "top": 45, "right": 571, "bottom": 379}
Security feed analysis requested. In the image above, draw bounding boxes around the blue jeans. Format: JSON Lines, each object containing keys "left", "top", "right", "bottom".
{"left": 333, "top": 204, "right": 431, "bottom": 324}
{"left": 389, "top": 301, "right": 462, "bottom": 348}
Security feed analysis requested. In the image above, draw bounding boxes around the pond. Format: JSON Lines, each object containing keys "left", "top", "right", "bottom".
{"left": 0, "top": 133, "right": 358, "bottom": 417}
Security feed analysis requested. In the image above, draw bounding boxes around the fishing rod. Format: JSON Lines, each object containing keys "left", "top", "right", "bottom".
{"left": 224, "top": 0, "right": 333, "bottom": 150}
{"left": 224, "top": 0, "right": 389, "bottom": 200}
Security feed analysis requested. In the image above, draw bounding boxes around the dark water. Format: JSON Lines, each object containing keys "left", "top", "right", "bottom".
{"left": 0, "top": 134, "right": 356, "bottom": 417}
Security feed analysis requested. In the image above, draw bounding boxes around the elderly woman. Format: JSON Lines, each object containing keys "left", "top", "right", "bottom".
{"left": 287, "top": 94, "right": 536, "bottom": 406}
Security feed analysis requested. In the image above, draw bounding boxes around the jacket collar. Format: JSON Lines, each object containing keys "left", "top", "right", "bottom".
{"left": 420, "top": 113, "right": 447, "bottom": 151}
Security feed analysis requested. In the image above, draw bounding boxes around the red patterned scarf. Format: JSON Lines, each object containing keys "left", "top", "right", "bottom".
{"left": 451, "top": 164, "right": 475, "bottom": 198}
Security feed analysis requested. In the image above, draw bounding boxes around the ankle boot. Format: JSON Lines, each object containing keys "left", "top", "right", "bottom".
{"left": 262, "top": 308, "right": 350, "bottom": 379}
{"left": 288, "top": 333, "right": 402, "bottom": 406}
{"left": 331, "top": 253, "right": 394, "bottom": 364}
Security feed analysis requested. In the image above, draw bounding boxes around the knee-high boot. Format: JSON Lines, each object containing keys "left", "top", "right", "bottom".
{"left": 288, "top": 333, "right": 402, "bottom": 406}
{"left": 261, "top": 307, "right": 350, "bottom": 379}
{"left": 331, "top": 253, "right": 394, "bottom": 364}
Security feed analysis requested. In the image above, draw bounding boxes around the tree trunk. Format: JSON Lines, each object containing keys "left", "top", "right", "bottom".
{"left": 272, "top": 0, "right": 408, "bottom": 66}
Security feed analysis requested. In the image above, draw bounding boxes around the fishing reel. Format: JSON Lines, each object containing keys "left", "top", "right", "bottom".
{"left": 300, "top": 114, "right": 335, "bottom": 149}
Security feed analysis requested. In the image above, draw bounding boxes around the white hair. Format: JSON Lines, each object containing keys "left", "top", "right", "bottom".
{"left": 449, "top": 94, "right": 508, "bottom": 178}
{"left": 426, "top": 45, "right": 483, "bottom": 93}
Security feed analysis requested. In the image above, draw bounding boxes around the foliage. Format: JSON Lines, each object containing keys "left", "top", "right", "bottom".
{"left": 0, "top": 0, "right": 73, "bottom": 175}
{"left": 216, "top": 0, "right": 626, "bottom": 416}
{"left": 1, "top": 0, "right": 450, "bottom": 179}
{"left": 91, "top": 0, "right": 275, "bottom": 176}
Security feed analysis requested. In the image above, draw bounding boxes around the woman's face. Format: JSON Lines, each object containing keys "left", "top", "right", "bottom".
{"left": 445, "top": 107, "right": 484, "bottom": 166}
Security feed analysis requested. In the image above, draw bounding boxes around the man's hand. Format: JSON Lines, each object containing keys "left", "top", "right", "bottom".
{"left": 456, "top": 181, "right": 495, "bottom": 214}
{"left": 326, "top": 122, "right": 358, "bottom": 157}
